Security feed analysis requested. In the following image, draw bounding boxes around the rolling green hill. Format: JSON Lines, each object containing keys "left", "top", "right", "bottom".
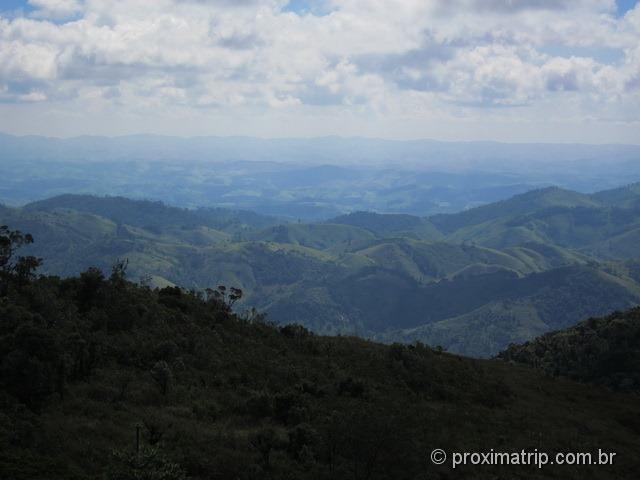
{"left": 432, "top": 187, "right": 640, "bottom": 256}
{"left": 329, "top": 211, "right": 443, "bottom": 240}
{"left": 591, "top": 182, "right": 640, "bottom": 208}
{"left": 429, "top": 187, "right": 598, "bottom": 235}
{"left": 249, "top": 223, "right": 377, "bottom": 252}
{"left": 3, "top": 185, "right": 640, "bottom": 357}
{"left": 25, "top": 194, "right": 280, "bottom": 234}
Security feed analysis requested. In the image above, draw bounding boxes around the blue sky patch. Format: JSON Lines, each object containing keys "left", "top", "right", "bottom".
{"left": 0, "top": 0, "right": 33, "bottom": 14}
{"left": 0, "top": 0, "right": 82, "bottom": 24}
{"left": 282, "top": 0, "right": 334, "bottom": 16}
{"left": 616, "top": 0, "right": 637, "bottom": 16}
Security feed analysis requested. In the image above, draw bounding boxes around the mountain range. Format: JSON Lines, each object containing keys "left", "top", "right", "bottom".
{"left": 4, "top": 183, "right": 640, "bottom": 356}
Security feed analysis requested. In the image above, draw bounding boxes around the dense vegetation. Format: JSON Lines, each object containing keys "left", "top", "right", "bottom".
{"left": 498, "top": 307, "right": 640, "bottom": 392}
{"left": 4, "top": 184, "right": 640, "bottom": 356}
{"left": 1, "top": 229, "right": 640, "bottom": 479}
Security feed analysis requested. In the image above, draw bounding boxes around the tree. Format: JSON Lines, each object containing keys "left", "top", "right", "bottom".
{"left": 13, "top": 255, "right": 43, "bottom": 282}
{"left": 111, "top": 258, "right": 129, "bottom": 285}
{"left": 206, "top": 285, "right": 243, "bottom": 310}
{"left": 228, "top": 287, "right": 243, "bottom": 308}
{"left": 0, "top": 225, "right": 33, "bottom": 270}
{"left": 0, "top": 225, "right": 42, "bottom": 292}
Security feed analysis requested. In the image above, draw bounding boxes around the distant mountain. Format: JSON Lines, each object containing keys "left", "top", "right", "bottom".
{"left": 498, "top": 307, "right": 640, "bottom": 392}
{"left": 431, "top": 187, "right": 598, "bottom": 233}
{"left": 3, "top": 133, "right": 640, "bottom": 217}
{"left": 430, "top": 187, "right": 640, "bottom": 257}
{"left": 592, "top": 182, "right": 640, "bottom": 208}
{"left": 25, "top": 194, "right": 279, "bottom": 232}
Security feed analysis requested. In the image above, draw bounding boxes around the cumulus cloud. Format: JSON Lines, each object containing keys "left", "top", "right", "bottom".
{"left": 0, "top": 0, "right": 638, "bottom": 142}
{"left": 434, "top": 0, "right": 615, "bottom": 14}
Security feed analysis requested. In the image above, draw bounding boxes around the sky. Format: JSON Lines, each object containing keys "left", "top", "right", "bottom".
{"left": 0, "top": 0, "right": 639, "bottom": 143}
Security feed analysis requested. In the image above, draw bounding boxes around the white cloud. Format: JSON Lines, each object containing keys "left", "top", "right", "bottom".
{"left": 0, "top": 0, "right": 638, "bottom": 142}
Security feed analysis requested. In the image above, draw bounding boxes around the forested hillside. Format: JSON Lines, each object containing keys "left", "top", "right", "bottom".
{"left": 3, "top": 184, "right": 640, "bottom": 356}
{"left": 498, "top": 307, "right": 640, "bottom": 392}
{"left": 1, "top": 235, "right": 639, "bottom": 479}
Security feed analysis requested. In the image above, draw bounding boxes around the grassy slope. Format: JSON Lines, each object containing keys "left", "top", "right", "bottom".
{"left": 328, "top": 211, "right": 443, "bottom": 240}
{"left": 436, "top": 186, "right": 640, "bottom": 254}
{"left": 430, "top": 187, "right": 598, "bottom": 234}
{"left": 249, "top": 223, "right": 377, "bottom": 252}
{"left": 591, "top": 182, "right": 640, "bottom": 208}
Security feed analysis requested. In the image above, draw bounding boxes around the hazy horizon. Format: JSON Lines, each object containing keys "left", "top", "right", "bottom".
{"left": 3, "top": 131, "right": 640, "bottom": 217}
{"left": 2, "top": 130, "right": 640, "bottom": 146}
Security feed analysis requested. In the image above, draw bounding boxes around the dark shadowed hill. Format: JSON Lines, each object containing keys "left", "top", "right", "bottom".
{"left": 498, "top": 307, "right": 640, "bottom": 392}
{"left": 0, "top": 261, "right": 639, "bottom": 479}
